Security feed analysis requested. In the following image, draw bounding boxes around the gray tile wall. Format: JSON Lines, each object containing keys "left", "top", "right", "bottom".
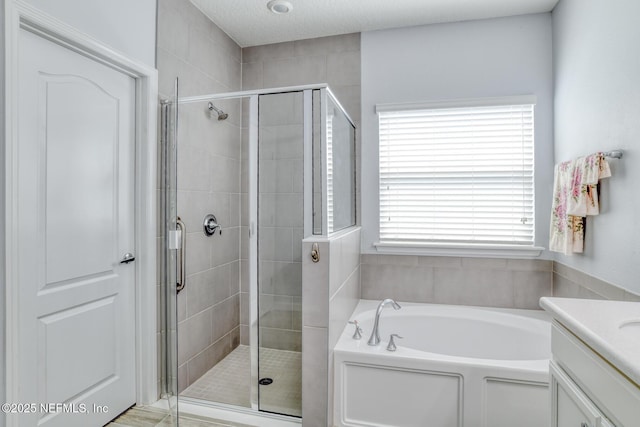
{"left": 241, "top": 32, "right": 362, "bottom": 221}
{"left": 361, "top": 254, "right": 553, "bottom": 310}
{"left": 302, "top": 227, "right": 361, "bottom": 427}
{"left": 157, "top": 0, "right": 242, "bottom": 393}
{"left": 256, "top": 92, "right": 304, "bottom": 352}
{"left": 241, "top": 33, "right": 361, "bottom": 124}
{"left": 553, "top": 262, "right": 640, "bottom": 302}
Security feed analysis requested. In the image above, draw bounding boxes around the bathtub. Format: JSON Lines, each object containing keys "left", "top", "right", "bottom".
{"left": 333, "top": 300, "right": 551, "bottom": 427}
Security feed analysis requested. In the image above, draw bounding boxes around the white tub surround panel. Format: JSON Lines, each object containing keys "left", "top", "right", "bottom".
{"left": 541, "top": 297, "right": 640, "bottom": 427}
{"left": 334, "top": 300, "right": 551, "bottom": 427}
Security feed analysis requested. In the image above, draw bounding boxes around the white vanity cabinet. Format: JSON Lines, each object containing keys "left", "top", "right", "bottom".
{"left": 550, "top": 362, "right": 614, "bottom": 427}
{"left": 541, "top": 296, "right": 640, "bottom": 427}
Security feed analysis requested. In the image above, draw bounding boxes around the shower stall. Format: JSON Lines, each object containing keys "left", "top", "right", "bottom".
{"left": 160, "top": 83, "right": 356, "bottom": 422}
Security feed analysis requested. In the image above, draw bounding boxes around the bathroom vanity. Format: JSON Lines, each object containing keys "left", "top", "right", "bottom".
{"left": 540, "top": 297, "right": 640, "bottom": 427}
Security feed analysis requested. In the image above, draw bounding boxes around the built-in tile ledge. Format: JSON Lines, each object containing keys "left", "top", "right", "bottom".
{"left": 553, "top": 262, "right": 640, "bottom": 302}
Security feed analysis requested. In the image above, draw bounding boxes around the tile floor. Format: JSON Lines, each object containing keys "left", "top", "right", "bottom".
{"left": 106, "top": 405, "right": 253, "bottom": 427}
{"left": 181, "top": 345, "right": 302, "bottom": 417}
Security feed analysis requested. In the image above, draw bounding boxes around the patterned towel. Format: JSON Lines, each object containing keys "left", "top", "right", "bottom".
{"left": 567, "top": 153, "right": 611, "bottom": 217}
{"left": 549, "top": 153, "right": 611, "bottom": 255}
{"left": 549, "top": 160, "right": 579, "bottom": 255}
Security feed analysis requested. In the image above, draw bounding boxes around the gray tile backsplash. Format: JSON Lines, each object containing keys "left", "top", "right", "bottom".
{"left": 361, "top": 255, "right": 639, "bottom": 310}
{"left": 552, "top": 262, "right": 640, "bottom": 302}
{"left": 361, "top": 255, "right": 553, "bottom": 309}
{"left": 362, "top": 264, "right": 435, "bottom": 303}
{"left": 434, "top": 268, "right": 515, "bottom": 308}
{"left": 513, "top": 271, "right": 553, "bottom": 310}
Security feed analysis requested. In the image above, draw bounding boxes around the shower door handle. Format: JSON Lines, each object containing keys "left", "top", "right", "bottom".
{"left": 176, "top": 217, "right": 186, "bottom": 293}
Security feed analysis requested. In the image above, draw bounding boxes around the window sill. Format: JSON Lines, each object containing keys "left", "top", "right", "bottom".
{"left": 373, "top": 241, "right": 545, "bottom": 259}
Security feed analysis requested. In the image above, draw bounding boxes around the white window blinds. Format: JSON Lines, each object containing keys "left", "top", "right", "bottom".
{"left": 326, "top": 113, "right": 334, "bottom": 232}
{"left": 378, "top": 102, "right": 534, "bottom": 246}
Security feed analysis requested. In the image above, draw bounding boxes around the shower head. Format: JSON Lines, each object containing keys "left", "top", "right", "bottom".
{"left": 207, "top": 102, "right": 228, "bottom": 121}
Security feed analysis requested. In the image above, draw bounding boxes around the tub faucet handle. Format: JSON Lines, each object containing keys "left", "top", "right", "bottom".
{"left": 348, "top": 320, "right": 363, "bottom": 340}
{"left": 386, "top": 334, "right": 403, "bottom": 352}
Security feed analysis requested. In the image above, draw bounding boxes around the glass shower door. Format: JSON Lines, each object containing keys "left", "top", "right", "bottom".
{"left": 256, "top": 91, "right": 304, "bottom": 417}
{"left": 160, "top": 79, "right": 180, "bottom": 424}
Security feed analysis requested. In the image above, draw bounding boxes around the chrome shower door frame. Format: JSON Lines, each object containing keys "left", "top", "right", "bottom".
{"left": 170, "top": 83, "right": 354, "bottom": 419}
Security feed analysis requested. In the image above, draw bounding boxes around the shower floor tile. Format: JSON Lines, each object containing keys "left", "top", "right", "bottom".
{"left": 258, "top": 347, "right": 302, "bottom": 417}
{"left": 182, "top": 345, "right": 251, "bottom": 407}
{"left": 181, "top": 345, "right": 302, "bottom": 417}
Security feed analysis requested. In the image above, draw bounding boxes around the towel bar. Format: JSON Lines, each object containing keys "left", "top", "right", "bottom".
{"left": 603, "top": 150, "right": 623, "bottom": 159}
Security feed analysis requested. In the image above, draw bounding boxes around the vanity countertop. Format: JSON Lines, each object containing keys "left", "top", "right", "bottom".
{"left": 540, "top": 297, "right": 640, "bottom": 387}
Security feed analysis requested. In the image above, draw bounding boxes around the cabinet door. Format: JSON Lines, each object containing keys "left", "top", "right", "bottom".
{"left": 551, "top": 362, "right": 614, "bottom": 427}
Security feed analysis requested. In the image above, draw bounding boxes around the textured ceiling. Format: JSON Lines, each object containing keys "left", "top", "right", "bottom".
{"left": 190, "top": 0, "right": 559, "bottom": 47}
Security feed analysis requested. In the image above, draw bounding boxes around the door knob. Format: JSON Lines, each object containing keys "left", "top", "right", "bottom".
{"left": 120, "top": 253, "right": 136, "bottom": 264}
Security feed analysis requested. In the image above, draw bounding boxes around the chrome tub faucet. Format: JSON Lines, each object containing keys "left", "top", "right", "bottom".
{"left": 368, "top": 298, "right": 401, "bottom": 346}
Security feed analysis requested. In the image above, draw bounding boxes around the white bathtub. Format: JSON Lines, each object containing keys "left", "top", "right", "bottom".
{"left": 333, "top": 300, "right": 551, "bottom": 427}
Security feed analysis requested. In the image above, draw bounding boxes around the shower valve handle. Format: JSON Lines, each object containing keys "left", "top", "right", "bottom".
{"left": 203, "top": 214, "right": 222, "bottom": 236}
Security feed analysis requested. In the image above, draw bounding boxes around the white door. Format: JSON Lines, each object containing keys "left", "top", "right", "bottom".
{"left": 15, "top": 27, "right": 137, "bottom": 426}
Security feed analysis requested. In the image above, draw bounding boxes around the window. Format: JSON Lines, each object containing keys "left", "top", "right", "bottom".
{"left": 377, "top": 97, "right": 535, "bottom": 250}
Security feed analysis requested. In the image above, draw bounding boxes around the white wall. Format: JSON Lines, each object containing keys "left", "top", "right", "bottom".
{"left": 23, "top": 0, "right": 157, "bottom": 66}
{"left": 552, "top": 0, "right": 640, "bottom": 293}
{"left": 361, "top": 14, "right": 554, "bottom": 257}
